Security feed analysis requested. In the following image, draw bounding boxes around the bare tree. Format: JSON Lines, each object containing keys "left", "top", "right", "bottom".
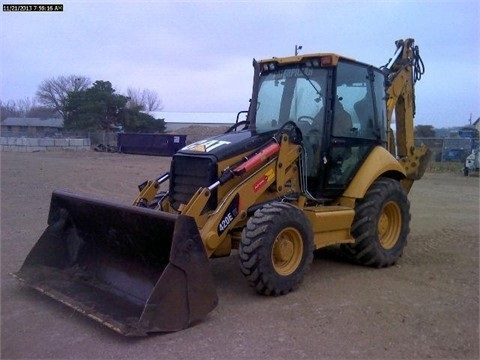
{"left": 16, "top": 97, "right": 37, "bottom": 117}
{"left": 143, "top": 89, "right": 163, "bottom": 112}
{"left": 0, "top": 97, "right": 44, "bottom": 119}
{"left": 36, "top": 75, "right": 91, "bottom": 118}
{"left": 126, "top": 87, "right": 145, "bottom": 110}
{"left": 0, "top": 99, "right": 21, "bottom": 120}
{"left": 126, "top": 87, "right": 163, "bottom": 112}
{"left": 27, "top": 106, "right": 58, "bottom": 119}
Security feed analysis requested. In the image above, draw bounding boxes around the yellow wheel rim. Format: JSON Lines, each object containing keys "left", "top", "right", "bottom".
{"left": 377, "top": 201, "right": 402, "bottom": 250}
{"left": 271, "top": 227, "right": 303, "bottom": 276}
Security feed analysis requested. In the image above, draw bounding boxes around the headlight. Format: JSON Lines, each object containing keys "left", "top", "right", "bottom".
{"left": 304, "top": 58, "right": 321, "bottom": 67}
{"left": 262, "top": 62, "right": 277, "bottom": 72}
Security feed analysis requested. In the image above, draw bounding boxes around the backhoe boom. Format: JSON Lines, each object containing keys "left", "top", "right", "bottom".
{"left": 384, "top": 38, "right": 430, "bottom": 185}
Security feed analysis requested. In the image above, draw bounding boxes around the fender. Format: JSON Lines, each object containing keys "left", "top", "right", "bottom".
{"left": 342, "top": 146, "right": 406, "bottom": 200}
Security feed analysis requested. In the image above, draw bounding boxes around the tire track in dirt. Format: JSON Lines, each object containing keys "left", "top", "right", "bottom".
{"left": 73, "top": 176, "right": 137, "bottom": 202}
{"left": 53, "top": 153, "right": 172, "bottom": 203}
{"left": 402, "top": 227, "right": 471, "bottom": 265}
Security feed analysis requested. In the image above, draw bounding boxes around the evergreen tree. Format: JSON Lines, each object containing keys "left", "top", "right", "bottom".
{"left": 64, "top": 81, "right": 165, "bottom": 132}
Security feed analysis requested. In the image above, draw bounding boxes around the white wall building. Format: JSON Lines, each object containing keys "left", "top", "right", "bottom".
{"left": 149, "top": 111, "right": 246, "bottom": 132}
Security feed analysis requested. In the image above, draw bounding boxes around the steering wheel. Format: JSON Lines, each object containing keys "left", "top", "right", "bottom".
{"left": 297, "top": 115, "right": 315, "bottom": 126}
{"left": 297, "top": 116, "right": 321, "bottom": 145}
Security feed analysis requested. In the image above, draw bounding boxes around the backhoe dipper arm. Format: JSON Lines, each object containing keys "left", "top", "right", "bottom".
{"left": 384, "top": 38, "right": 430, "bottom": 185}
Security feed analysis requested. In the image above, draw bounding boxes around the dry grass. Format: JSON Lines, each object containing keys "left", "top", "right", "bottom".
{"left": 426, "top": 161, "right": 464, "bottom": 173}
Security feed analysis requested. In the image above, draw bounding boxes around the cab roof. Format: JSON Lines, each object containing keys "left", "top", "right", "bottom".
{"left": 258, "top": 53, "right": 363, "bottom": 67}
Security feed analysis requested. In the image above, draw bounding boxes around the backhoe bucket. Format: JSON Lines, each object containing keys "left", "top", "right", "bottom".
{"left": 13, "top": 190, "right": 218, "bottom": 336}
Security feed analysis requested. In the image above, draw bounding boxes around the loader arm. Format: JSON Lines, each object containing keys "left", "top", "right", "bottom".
{"left": 385, "top": 38, "right": 430, "bottom": 189}
{"left": 180, "top": 133, "right": 302, "bottom": 257}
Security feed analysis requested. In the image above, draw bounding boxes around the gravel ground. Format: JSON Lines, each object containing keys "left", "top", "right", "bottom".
{"left": 1, "top": 150, "right": 479, "bottom": 359}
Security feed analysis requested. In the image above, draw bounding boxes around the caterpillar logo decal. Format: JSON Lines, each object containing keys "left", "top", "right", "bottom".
{"left": 218, "top": 194, "right": 240, "bottom": 236}
{"left": 183, "top": 139, "right": 231, "bottom": 152}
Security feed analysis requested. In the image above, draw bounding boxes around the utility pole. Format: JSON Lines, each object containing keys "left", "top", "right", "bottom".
{"left": 295, "top": 45, "right": 302, "bottom": 56}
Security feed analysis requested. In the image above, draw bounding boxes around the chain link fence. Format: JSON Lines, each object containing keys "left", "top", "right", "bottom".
{"left": 416, "top": 137, "right": 479, "bottom": 163}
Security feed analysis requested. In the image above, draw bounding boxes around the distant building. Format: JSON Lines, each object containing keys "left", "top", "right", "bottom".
{"left": 1, "top": 117, "right": 63, "bottom": 137}
{"left": 1, "top": 112, "right": 247, "bottom": 137}
{"left": 148, "top": 112, "right": 244, "bottom": 132}
{"left": 474, "top": 117, "right": 480, "bottom": 134}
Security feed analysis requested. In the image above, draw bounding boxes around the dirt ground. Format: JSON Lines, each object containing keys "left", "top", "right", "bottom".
{"left": 1, "top": 150, "right": 479, "bottom": 360}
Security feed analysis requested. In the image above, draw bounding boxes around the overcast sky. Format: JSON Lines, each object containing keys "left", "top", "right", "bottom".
{"left": 1, "top": 0, "right": 479, "bottom": 127}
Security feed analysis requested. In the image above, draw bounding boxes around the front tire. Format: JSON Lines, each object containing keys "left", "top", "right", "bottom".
{"left": 239, "top": 202, "right": 314, "bottom": 295}
{"left": 342, "top": 177, "right": 410, "bottom": 267}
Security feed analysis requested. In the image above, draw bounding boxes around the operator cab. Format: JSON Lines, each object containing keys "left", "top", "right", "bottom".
{"left": 247, "top": 55, "right": 388, "bottom": 198}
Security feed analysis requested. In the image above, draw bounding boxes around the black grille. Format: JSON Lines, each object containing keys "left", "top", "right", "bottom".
{"left": 169, "top": 155, "right": 218, "bottom": 211}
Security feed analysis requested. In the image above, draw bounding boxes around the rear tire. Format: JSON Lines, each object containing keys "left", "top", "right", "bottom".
{"left": 239, "top": 202, "right": 314, "bottom": 295}
{"left": 342, "top": 177, "right": 410, "bottom": 267}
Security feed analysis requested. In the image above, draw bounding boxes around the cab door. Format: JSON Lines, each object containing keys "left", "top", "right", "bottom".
{"left": 318, "top": 61, "right": 387, "bottom": 197}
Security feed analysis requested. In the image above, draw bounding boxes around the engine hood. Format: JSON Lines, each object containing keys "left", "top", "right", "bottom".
{"left": 177, "top": 130, "right": 275, "bottom": 162}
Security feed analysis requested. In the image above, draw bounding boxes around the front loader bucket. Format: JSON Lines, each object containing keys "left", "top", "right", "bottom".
{"left": 13, "top": 190, "right": 218, "bottom": 336}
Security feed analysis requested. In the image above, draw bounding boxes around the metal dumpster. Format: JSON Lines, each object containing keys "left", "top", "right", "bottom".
{"left": 118, "top": 133, "right": 187, "bottom": 156}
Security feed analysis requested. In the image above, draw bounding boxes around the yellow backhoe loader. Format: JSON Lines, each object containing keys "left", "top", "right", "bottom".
{"left": 13, "top": 38, "right": 430, "bottom": 336}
